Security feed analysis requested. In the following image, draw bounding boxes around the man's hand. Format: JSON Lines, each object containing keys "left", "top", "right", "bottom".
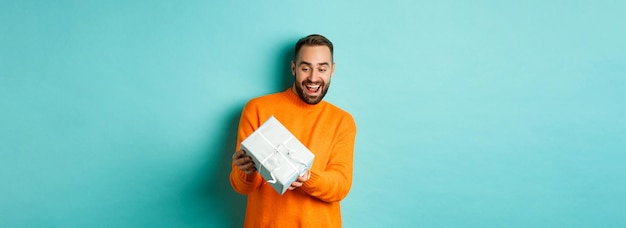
{"left": 232, "top": 149, "right": 256, "bottom": 174}
{"left": 289, "top": 170, "right": 311, "bottom": 190}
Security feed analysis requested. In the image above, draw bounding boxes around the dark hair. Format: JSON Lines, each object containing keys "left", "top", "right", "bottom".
{"left": 294, "top": 34, "right": 334, "bottom": 61}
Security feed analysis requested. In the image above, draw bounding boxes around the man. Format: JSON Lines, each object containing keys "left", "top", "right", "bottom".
{"left": 230, "top": 34, "right": 357, "bottom": 227}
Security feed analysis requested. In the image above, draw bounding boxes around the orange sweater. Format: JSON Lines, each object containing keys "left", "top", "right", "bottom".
{"left": 230, "top": 89, "right": 357, "bottom": 227}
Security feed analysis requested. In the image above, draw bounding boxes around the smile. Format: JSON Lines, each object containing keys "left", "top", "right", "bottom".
{"left": 305, "top": 84, "right": 321, "bottom": 93}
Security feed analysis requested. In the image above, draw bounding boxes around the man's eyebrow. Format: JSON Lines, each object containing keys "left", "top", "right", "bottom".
{"left": 298, "top": 61, "right": 330, "bottom": 66}
{"left": 298, "top": 61, "right": 312, "bottom": 66}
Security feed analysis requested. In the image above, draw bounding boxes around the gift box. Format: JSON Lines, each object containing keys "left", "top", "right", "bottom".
{"left": 240, "top": 116, "right": 315, "bottom": 195}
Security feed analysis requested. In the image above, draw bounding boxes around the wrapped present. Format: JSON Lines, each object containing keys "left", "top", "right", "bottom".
{"left": 240, "top": 116, "right": 315, "bottom": 195}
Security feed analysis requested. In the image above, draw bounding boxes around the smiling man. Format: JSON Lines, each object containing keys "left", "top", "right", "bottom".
{"left": 230, "top": 34, "right": 357, "bottom": 227}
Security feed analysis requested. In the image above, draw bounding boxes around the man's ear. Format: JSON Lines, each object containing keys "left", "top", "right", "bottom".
{"left": 331, "top": 62, "right": 336, "bottom": 77}
{"left": 291, "top": 61, "right": 296, "bottom": 76}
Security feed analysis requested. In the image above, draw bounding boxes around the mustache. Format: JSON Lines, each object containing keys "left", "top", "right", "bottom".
{"left": 302, "top": 79, "right": 324, "bottom": 85}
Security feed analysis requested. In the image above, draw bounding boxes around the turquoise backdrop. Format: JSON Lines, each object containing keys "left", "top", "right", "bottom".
{"left": 1, "top": 1, "right": 625, "bottom": 227}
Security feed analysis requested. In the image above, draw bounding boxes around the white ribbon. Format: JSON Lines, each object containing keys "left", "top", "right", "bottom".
{"left": 256, "top": 131, "right": 309, "bottom": 184}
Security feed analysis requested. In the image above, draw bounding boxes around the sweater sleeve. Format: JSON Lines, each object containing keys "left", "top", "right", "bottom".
{"left": 229, "top": 101, "right": 264, "bottom": 194}
{"left": 302, "top": 114, "right": 357, "bottom": 202}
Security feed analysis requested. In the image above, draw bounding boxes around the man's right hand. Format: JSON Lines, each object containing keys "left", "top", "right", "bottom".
{"left": 232, "top": 149, "right": 256, "bottom": 174}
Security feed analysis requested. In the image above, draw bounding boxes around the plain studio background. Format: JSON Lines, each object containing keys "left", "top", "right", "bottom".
{"left": 1, "top": 1, "right": 625, "bottom": 227}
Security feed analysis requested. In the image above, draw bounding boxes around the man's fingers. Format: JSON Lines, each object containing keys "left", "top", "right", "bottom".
{"left": 236, "top": 159, "right": 253, "bottom": 169}
{"left": 233, "top": 156, "right": 247, "bottom": 166}
{"left": 234, "top": 154, "right": 256, "bottom": 174}
{"left": 290, "top": 180, "right": 303, "bottom": 189}
{"left": 232, "top": 150, "right": 246, "bottom": 160}
{"left": 296, "top": 175, "right": 307, "bottom": 182}
{"left": 233, "top": 151, "right": 252, "bottom": 165}
{"left": 288, "top": 171, "right": 310, "bottom": 190}
{"left": 241, "top": 163, "right": 256, "bottom": 174}
{"left": 241, "top": 162, "right": 255, "bottom": 170}
{"left": 233, "top": 149, "right": 257, "bottom": 174}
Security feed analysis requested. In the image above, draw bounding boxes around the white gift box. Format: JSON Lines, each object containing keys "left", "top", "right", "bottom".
{"left": 240, "top": 116, "right": 315, "bottom": 195}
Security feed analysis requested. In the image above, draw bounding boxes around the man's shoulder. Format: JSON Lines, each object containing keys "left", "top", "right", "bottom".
{"left": 322, "top": 101, "right": 355, "bottom": 124}
{"left": 323, "top": 100, "right": 349, "bottom": 114}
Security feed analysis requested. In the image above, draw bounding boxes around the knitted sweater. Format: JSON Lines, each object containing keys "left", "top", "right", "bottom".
{"left": 230, "top": 88, "right": 357, "bottom": 227}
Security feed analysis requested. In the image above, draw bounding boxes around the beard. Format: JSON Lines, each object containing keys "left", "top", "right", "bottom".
{"left": 294, "top": 78, "right": 330, "bottom": 105}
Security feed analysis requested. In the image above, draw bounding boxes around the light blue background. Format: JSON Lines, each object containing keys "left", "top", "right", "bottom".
{"left": 1, "top": 1, "right": 625, "bottom": 227}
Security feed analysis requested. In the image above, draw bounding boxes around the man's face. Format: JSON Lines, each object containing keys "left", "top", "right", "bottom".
{"left": 291, "top": 45, "right": 335, "bottom": 105}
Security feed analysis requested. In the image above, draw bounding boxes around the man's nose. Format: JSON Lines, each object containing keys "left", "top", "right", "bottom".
{"left": 307, "top": 69, "right": 320, "bottom": 80}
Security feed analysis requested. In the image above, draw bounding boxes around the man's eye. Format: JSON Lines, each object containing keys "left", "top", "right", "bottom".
{"left": 302, "top": 68, "right": 310, "bottom": 72}
{"left": 319, "top": 68, "right": 327, "bottom": 72}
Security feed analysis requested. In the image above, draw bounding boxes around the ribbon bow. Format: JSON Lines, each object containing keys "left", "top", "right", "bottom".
{"left": 256, "top": 131, "right": 309, "bottom": 184}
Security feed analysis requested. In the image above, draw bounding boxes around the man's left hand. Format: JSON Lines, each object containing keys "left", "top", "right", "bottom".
{"left": 289, "top": 170, "right": 311, "bottom": 190}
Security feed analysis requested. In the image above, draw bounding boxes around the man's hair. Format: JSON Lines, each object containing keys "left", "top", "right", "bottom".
{"left": 294, "top": 34, "right": 334, "bottom": 61}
